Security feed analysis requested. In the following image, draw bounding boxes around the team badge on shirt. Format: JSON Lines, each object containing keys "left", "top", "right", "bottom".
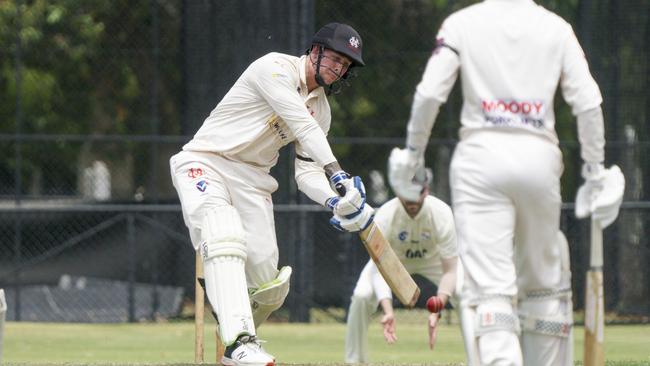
{"left": 196, "top": 180, "right": 208, "bottom": 192}
{"left": 398, "top": 231, "right": 408, "bottom": 242}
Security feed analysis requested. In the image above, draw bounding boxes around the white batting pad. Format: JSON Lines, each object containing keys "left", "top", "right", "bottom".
{"left": 519, "top": 297, "right": 573, "bottom": 366}
{"left": 200, "top": 206, "right": 255, "bottom": 345}
{"left": 458, "top": 298, "right": 480, "bottom": 366}
{"left": 475, "top": 301, "right": 523, "bottom": 365}
{"left": 249, "top": 265, "right": 292, "bottom": 327}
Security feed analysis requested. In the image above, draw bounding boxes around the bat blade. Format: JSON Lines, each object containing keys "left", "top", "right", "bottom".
{"left": 584, "top": 219, "right": 604, "bottom": 366}
{"left": 359, "top": 222, "right": 420, "bottom": 307}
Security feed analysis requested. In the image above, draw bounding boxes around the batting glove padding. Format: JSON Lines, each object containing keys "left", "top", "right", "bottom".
{"left": 575, "top": 164, "right": 625, "bottom": 228}
{"left": 388, "top": 147, "right": 427, "bottom": 202}
{"left": 327, "top": 176, "right": 367, "bottom": 218}
{"left": 330, "top": 204, "right": 375, "bottom": 232}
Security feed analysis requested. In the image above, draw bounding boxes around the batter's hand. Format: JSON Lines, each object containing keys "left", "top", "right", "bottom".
{"left": 330, "top": 204, "right": 374, "bottom": 232}
{"left": 428, "top": 312, "right": 441, "bottom": 350}
{"left": 381, "top": 313, "right": 397, "bottom": 344}
{"left": 575, "top": 163, "right": 625, "bottom": 228}
{"left": 326, "top": 176, "right": 367, "bottom": 218}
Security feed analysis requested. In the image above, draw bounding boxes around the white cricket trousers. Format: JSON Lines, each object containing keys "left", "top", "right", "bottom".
{"left": 450, "top": 129, "right": 565, "bottom": 298}
{"left": 170, "top": 150, "right": 280, "bottom": 289}
{"left": 451, "top": 130, "right": 571, "bottom": 366}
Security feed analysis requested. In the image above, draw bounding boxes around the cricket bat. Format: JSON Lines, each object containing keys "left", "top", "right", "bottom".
{"left": 359, "top": 221, "right": 421, "bottom": 307}
{"left": 332, "top": 176, "right": 420, "bottom": 307}
{"left": 584, "top": 218, "right": 604, "bottom": 366}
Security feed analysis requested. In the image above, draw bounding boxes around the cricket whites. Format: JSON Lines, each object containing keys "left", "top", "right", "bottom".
{"left": 584, "top": 218, "right": 604, "bottom": 366}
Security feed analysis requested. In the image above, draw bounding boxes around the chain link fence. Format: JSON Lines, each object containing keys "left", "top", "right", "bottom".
{"left": 0, "top": 0, "right": 648, "bottom": 324}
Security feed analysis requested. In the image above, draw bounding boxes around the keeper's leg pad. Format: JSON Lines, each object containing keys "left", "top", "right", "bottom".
{"left": 200, "top": 205, "right": 255, "bottom": 345}
{"left": 475, "top": 300, "right": 523, "bottom": 366}
{"left": 519, "top": 295, "right": 573, "bottom": 366}
{"left": 249, "top": 265, "right": 292, "bottom": 327}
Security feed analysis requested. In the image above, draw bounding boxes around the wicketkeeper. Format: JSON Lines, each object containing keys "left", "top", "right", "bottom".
{"left": 170, "top": 23, "right": 374, "bottom": 366}
{"left": 389, "top": 1, "right": 624, "bottom": 365}
{"left": 344, "top": 166, "right": 460, "bottom": 363}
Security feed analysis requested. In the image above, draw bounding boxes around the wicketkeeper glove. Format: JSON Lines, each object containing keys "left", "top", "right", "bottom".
{"left": 575, "top": 163, "right": 625, "bottom": 228}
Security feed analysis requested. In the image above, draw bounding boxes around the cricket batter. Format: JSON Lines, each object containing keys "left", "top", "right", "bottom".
{"left": 170, "top": 23, "right": 374, "bottom": 366}
{"left": 344, "top": 169, "right": 459, "bottom": 363}
{"left": 389, "top": 1, "right": 625, "bottom": 365}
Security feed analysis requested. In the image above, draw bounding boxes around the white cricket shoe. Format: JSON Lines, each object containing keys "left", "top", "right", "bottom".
{"left": 221, "top": 335, "right": 275, "bottom": 366}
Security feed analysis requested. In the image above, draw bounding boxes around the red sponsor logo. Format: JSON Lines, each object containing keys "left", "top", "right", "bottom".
{"left": 482, "top": 99, "right": 544, "bottom": 115}
{"left": 188, "top": 168, "right": 203, "bottom": 179}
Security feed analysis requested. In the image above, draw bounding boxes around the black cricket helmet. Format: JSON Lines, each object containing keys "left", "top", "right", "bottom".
{"left": 311, "top": 22, "right": 364, "bottom": 67}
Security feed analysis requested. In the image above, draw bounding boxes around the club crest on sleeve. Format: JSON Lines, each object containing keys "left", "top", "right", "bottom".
{"left": 196, "top": 180, "right": 208, "bottom": 192}
{"left": 187, "top": 167, "right": 203, "bottom": 178}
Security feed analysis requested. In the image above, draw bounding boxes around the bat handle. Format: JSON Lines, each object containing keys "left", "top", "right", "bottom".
{"left": 590, "top": 218, "right": 603, "bottom": 268}
{"left": 335, "top": 183, "right": 346, "bottom": 197}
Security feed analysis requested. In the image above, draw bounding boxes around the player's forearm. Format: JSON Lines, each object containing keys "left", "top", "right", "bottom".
{"left": 295, "top": 160, "right": 337, "bottom": 206}
{"left": 379, "top": 298, "right": 394, "bottom": 316}
{"left": 406, "top": 91, "right": 441, "bottom": 154}
{"left": 577, "top": 106, "right": 605, "bottom": 164}
{"left": 406, "top": 46, "right": 459, "bottom": 153}
{"left": 292, "top": 127, "right": 338, "bottom": 168}
{"left": 323, "top": 161, "right": 342, "bottom": 178}
{"left": 437, "top": 257, "right": 458, "bottom": 303}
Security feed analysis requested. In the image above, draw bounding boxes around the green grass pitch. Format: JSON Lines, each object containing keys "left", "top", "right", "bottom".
{"left": 2, "top": 317, "right": 649, "bottom": 365}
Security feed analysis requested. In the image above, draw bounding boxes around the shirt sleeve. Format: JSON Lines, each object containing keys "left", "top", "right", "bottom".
{"left": 415, "top": 18, "right": 462, "bottom": 103}
{"left": 294, "top": 143, "right": 337, "bottom": 206}
{"left": 251, "top": 59, "right": 337, "bottom": 167}
{"left": 405, "top": 18, "right": 461, "bottom": 152}
{"left": 369, "top": 260, "right": 392, "bottom": 301}
{"left": 559, "top": 25, "right": 603, "bottom": 115}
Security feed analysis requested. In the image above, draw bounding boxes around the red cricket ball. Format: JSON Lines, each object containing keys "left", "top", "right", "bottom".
{"left": 426, "top": 296, "right": 444, "bottom": 313}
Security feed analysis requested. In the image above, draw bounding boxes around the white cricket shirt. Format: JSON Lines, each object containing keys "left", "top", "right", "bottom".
{"left": 417, "top": 0, "right": 603, "bottom": 144}
{"left": 374, "top": 196, "right": 457, "bottom": 269}
{"left": 183, "top": 53, "right": 336, "bottom": 172}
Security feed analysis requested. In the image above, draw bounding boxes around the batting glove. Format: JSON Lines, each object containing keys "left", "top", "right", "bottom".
{"left": 575, "top": 163, "right": 625, "bottom": 228}
{"left": 327, "top": 172, "right": 368, "bottom": 218}
{"left": 330, "top": 204, "right": 374, "bottom": 232}
{"left": 388, "top": 147, "right": 428, "bottom": 202}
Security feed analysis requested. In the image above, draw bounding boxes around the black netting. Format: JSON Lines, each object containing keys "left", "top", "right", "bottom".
{"left": 0, "top": 0, "right": 648, "bottom": 323}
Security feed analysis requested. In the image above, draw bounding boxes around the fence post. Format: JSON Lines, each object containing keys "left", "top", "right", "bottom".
{"left": 127, "top": 214, "right": 136, "bottom": 322}
{"left": 0, "top": 289, "right": 6, "bottom": 363}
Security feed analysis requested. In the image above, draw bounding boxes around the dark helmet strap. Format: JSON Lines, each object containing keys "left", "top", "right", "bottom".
{"left": 313, "top": 45, "right": 330, "bottom": 90}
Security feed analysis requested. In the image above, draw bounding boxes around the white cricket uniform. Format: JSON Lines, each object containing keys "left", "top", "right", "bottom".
{"left": 344, "top": 196, "right": 457, "bottom": 363}
{"left": 170, "top": 52, "right": 338, "bottom": 289}
{"left": 406, "top": 1, "right": 602, "bottom": 365}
